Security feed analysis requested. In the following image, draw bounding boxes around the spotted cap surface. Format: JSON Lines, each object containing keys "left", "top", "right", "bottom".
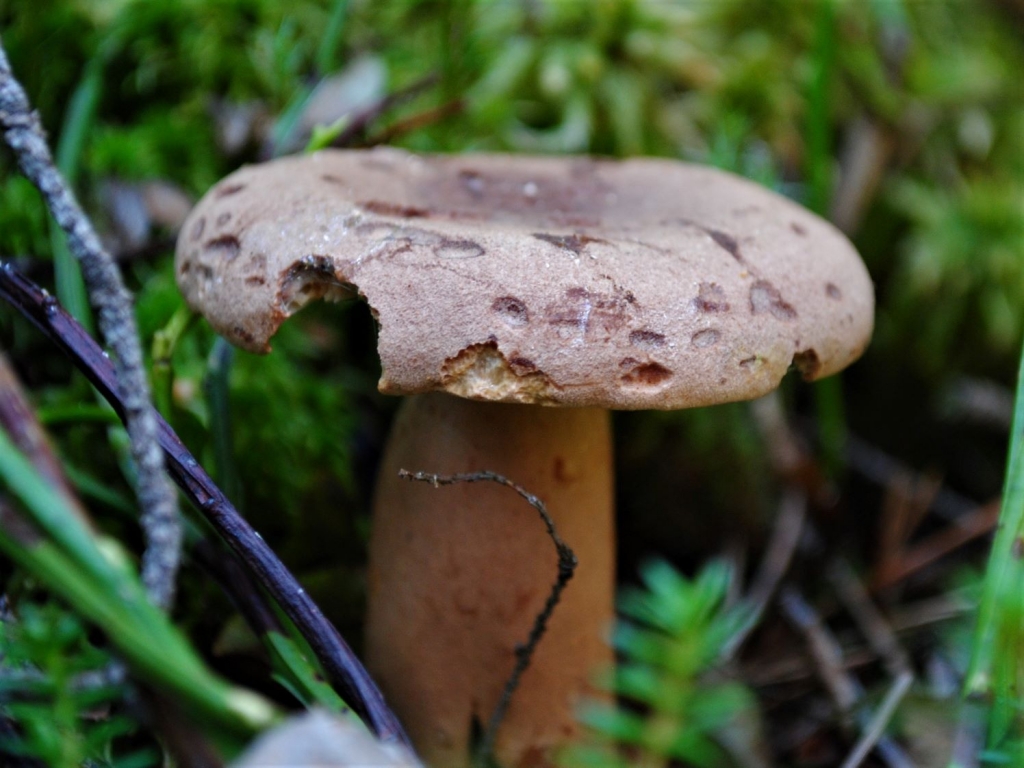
{"left": 175, "top": 148, "right": 873, "bottom": 410}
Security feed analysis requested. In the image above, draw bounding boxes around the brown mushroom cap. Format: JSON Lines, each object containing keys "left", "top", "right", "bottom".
{"left": 175, "top": 148, "right": 873, "bottom": 410}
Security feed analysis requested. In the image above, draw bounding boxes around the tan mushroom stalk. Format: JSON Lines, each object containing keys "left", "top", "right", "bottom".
{"left": 175, "top": 149, "right": 874, "bottom": 768}
{"left": 370, "top": 392, "right": 613, "bottom": 767}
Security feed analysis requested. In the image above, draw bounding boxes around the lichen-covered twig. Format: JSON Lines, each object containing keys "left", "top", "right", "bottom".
{"left": 0, "top": 264, "right": 409, "bottom": 747}
{"left": 398, "top": 469, "right": 578, "bottom": 764}
{"left": 0, "top": 41, "right": 181, "bottom": 610}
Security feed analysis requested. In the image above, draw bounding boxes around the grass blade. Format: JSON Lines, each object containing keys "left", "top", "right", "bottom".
{"left": 966, "top": 340, "right": 1024, "bottom": 744}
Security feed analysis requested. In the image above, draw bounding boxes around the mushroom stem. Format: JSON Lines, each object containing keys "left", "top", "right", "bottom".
{"left": 366, "top": 392, "right": 615, "bottom": 768}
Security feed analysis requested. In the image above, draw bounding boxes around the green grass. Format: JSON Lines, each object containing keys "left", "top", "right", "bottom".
{"left": 0, "top": 429, "right": 277, "bottom": 746}
{"left": 966, "top": 338, "right": 1024, "bottom": 760}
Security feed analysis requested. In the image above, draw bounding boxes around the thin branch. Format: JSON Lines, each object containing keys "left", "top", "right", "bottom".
{"left": 0, "top": 263, "right": 409, "bottom": 748}
{"left": 828, "top": 560, "right": 912, "bottom": 678}
{"left": 780, "top": 586, "right": 914, "bottom": 768}
{"left": 827, "top": 561, "right": 916, "bottom": 768}
{"left": 749, "top": 490, "right": 807, "bottom": 611}
{"left": 779, "top": 586, "right": 860, "bottom": 720}
{"left": 949, "top": 701, "right": 984, "bottom": 768}
{"left": 330, "top": 73, "right": 439, "bottom": 148}
{"left": 362, "top": 99, "right": 464, "bottom": 147}
{"left": 398, "top": 469, "right": 578, "bottom": 765}
{"left": 871, "top": 500, "right": 1000, "bottom": 591}
{"left": 191, "top": 538, "right": 284, "bottom": 640}
{"left": 0, "top": 41, "right": 181, "bottom": 610}
{"left": 723, "top": 489, "right": 807, "bottom": 658}
{"left": 750, "top": 392, "right": 835, "bottom": 506}
{"left": 143, "top": 692, "right": 225, "bottom": 768}
{"left": 845, "top": 433, "right": 977, "bottom": 523}
{"left": 839, "top": 671, "right": 913, "bottom": 768}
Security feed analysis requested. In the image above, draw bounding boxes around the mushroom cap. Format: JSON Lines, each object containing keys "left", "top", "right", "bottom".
{"left": 175, "top": 148, "right": 873, "bottom": 410}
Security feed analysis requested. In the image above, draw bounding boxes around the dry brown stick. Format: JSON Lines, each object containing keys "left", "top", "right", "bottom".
{"left": 830, "top": 118, "right": 895, "bottom": 235}
{"left": 780, "top": 587, "right": 860, "bottom": 720}
{"left": 845, "top": 433, "right": 977, "bottom": 523}
{"left": 750, "top": 392, "right": 834, "bottom": 506}
{"left": 829, "top": 560, "right": 911, "bottom": 678}
{"left": 838, "top": 670, "right": 913, "bottom": 768}
{"left": 877, "top": 471, "right": 915, "bottom": 571}
{"left": 890, "top": 594, "right": 973, "bottom": 633}
{"left": 190, "top": 538, "right": 284, "bottom": 641}
{"left": 747, "top": 593, "right": 971, "bottom": 688}
{"left": 780, "top": 588, "right": 914, "bottom": 768}
{"left": 143, "top": 692, "right": 224, "bottom": 768}
{"left": 829, "top": 6, "right": 908, "bottom": 237}
{"left": 330, "top": 73, "right": 439, "bottom": 148}
{"left": 827, "top": 560, "right": 915, "bottom": 768}
{"left": 0, "top": 354, "right": 132, "bottom": 690}
{"left": 398, "top": 469, "right": 577, "bottom": 765}
{"left": 724, "top": 489, "right": 807, "bottom": 658}
{"left": 871, "top": 500, "right": 1001, "bottom": 591}
{"left": 745, "top": 644, "right": 878, "bottom": 689}
{"left": 749, "top": 490, "right": 808, "bottom": 613}
{"left": 362, "top": 99, "right": 464, "bottom": 147}
{"left": 882, "top": 470, "right": 942, "bottom": 565}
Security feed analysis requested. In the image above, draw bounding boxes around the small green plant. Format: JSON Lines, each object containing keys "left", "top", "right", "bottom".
{"left": 0, "top": 603, "right": 145, "bottom": 768}
{"left": 562, "top": 559, "right": 757, "bottom": 768}
{"left": 0, "top": 429, "right": 277, "bottom": 748}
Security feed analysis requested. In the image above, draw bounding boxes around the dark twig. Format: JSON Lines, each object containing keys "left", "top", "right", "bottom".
{"left": 330, "top": 73, "right": 439, "bottom": 148}
{"left": 191, "top": 538, "right": 284, "bottom": 640}
{"left": 845, "top": 433, "right": 977, "bottom": 522}
{"left": 780, "top": 587, "right": 860, "bottom": 721}
{"left": 0, "top": 264, "right": 409, "bottom": 747}
{"left": 780, "top": 587, "right": 914, "bottom": 768}
{"left": 751, "top": 491, "right": 807, "bottom": 608}
{"left": 871, "top": 499, "right": 1001, "bottom": 591}
{"left": 142, "top": 692, "right": 224, "bottom": 768}
{"left": 826, "top": 561, "right": 915, "bottom": 768}
{"left": 828, "top": 560, "right": 912, "bottom": 678}
{"left": 830, "top": 117, "right": 895, "bottom": 235}
{"left": 839, "top": 671, "right": 913, "bottom": 768}
{"left": 361, "top": 99, "right": 464, "bottom": 147}
{"left": 398, "top": 469, "right": 578, "bottom": 765}
{"left": 723, "top": 489, "right": 807, "bottom": 658}
{"left": 0, "top": 42, "right": 181, "bottom": 610}
{"left": 750, "top": 392, "right": 835, "bottom": 507}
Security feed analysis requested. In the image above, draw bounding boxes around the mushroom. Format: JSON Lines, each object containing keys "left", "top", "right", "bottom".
{"left": 174, "top": 148, "right": 874, "bottom": 768}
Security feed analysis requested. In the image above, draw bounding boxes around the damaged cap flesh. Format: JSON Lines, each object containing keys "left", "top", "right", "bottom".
{"left": 175, "top": 148, "right": 874, "bottom": 410}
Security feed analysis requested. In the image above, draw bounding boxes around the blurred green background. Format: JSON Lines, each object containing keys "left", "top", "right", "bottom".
{"left": 1, "top": 0, "right": 1023, "bottom": 765}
